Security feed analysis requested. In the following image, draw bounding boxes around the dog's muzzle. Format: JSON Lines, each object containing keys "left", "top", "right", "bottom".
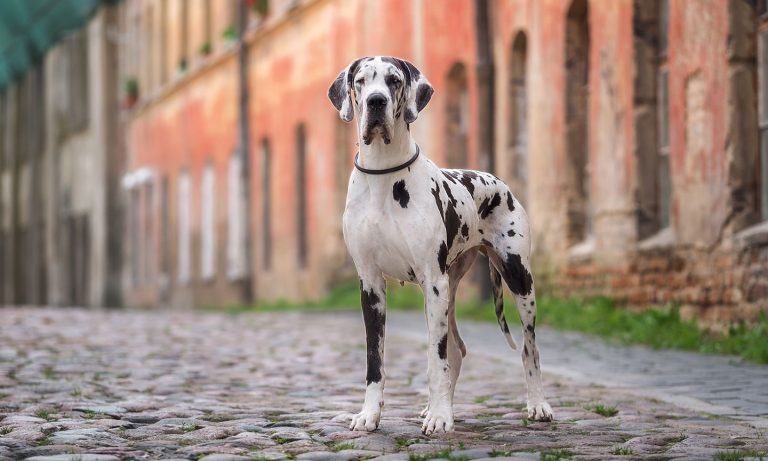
{"left": 363, "top": 94, "right": 391, "bottom": 145}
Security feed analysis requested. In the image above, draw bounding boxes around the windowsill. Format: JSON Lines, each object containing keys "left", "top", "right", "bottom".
{"left": 735, "top": 220, "right": 768, "bottom": 248}
{"left": 567, "top": 236, "right": 595, "bottom": 263}
{"left": 638, "top": 226, "right": 676, "bottom": 252}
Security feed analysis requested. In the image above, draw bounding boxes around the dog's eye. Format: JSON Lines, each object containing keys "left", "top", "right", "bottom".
{"left": 355, "top": 78, "right": 364, "bottom": 86}
{"left": 386, "top": 76, "right": 402, "bottom": 87}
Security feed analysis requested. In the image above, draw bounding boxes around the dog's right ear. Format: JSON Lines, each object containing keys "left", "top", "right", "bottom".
{"left": 328, "top": 58, "right": 366, "bottom": 122}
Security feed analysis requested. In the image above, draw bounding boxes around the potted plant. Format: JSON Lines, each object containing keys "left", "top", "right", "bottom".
{"left": 124, "top": 77, "right": 139, "bottom": 108}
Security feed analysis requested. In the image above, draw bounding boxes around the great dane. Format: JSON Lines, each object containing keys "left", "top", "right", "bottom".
{"left": 328, "top": 56, "right": 553, "bottom": 435}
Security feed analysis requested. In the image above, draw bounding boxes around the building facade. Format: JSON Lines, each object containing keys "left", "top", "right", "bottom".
{"left": 120, "top": 0, "right": 768, "bottom": 324}
{"left": 0, "top": 5, "right": 124, "bottom": 308}
{"left": 1, "top": 0, "right": 765, "bottom": 326}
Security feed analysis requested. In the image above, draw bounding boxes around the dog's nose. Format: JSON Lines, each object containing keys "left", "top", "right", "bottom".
{"left": 367, "top": 94, "right": 387, "bottom": 110}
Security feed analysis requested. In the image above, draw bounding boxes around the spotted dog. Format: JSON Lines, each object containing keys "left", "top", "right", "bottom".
{"left": 328, "top": 56, "right": 553, "bottom": 435}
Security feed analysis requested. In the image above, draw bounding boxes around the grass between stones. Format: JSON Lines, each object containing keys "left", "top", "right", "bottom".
{"left": 211, "top": 280, "right": 768, "bottom": 364}
{"left": 408, "top": 450, "right": 469, "bottom": 461}
{"left": 585, "top": 402, "right": 619, "bottom": 417}
{"left": 540, "top": 448, "right": 573, "bottom": 460}
{"left": 713, "top": 449, "right": 767, "bottom": 461}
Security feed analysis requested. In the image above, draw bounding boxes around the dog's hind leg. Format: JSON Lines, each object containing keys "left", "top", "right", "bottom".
{"left": 350, "top": 275, "right": 387, "bottom": 431}
{"left": 490, "top": 250, "right": 553, "bottom": 422}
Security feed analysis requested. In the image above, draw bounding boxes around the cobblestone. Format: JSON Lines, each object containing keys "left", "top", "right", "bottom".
{"left": 0, "top": 308, "right": 766, "bottom": 460}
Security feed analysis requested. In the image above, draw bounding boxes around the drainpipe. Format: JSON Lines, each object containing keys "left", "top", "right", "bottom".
{"left": 237, "top": 0, "right": 255, "bottom": 303}
{"left": 474, "top": 0, "right": 495, "bottom": 300}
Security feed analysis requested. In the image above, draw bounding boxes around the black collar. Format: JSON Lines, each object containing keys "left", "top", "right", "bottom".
{"left": 354, "top": 145, "right": 420, "bottom": 175}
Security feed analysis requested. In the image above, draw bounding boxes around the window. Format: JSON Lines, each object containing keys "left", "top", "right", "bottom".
{"left": 178, "top": 171, "right": 191, "bottom": 283}
{"left": 657, "top": 0, "right": 671, "bottom": 229}
{"left": 565, "top": 0, "right": 591, "bottom": 243}
{"left": 509, "top": 31, "right": 528, "bottom": 205}
{"left": 227, "top": 153, "right": 245, "bottom": 278}
{"left": 144, "top": 181, "right": 155, "bottom": 285}
{"left": 201, "top": 161, "right": 216, "bottom": 280}
{"left": 63, "top": 29, "right": 89, "bottom": 133}
{"left": 296, "top": 125, "right": 308, "bottom": 268}
{"left": 160, "top": 176, "right": 170, "bottom": 277}
{"left": 445, "top": 62, "right": 469, "bottom": 168}
{"left": 262, "top": 139, "right": 273, "bottom": 270}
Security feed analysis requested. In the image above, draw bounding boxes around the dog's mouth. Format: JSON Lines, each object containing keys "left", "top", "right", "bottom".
{"left": 362, "top": 122, "right": 391, "bottom": 145}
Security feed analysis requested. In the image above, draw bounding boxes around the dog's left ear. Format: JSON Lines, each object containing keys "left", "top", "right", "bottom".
{"left": 395, "top": 58, "right": 434, "bottom": 124}
{"left": 328, "top": 57, "right": 366, "bottom": 122}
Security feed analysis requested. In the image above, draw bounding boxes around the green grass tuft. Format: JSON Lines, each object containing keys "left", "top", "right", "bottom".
{"left": 713, "top": 449, "right": 767, "bottom": 461}
{"left": 330, "top": 442, "right": 355, "bottom": 452}
{"left": 408, "top": 450, "right": 468, "bottom": 461}
{"left": 540, "top": 449, "right": 573, "bottom": 461}
{"left": 612, "top": 446, "right": 633, "bottom": 455}
{"left": 586, "top": 402, "right": 618, "bottom": 417}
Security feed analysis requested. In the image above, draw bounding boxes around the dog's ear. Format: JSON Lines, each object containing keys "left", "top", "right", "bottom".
{"left": 395, "top": 58, "right": 434, "bottom": 124}
{"left": 328, "top": 57, "right": 366, "bottom": 122}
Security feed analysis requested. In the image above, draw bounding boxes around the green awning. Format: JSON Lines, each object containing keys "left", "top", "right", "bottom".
{"left": 0, "top": 0, "right": 116, "bottom": 92}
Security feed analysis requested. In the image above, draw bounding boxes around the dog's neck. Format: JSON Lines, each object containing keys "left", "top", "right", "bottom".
{"left": 355, "top": 122, "right": 415, "bottom": 172}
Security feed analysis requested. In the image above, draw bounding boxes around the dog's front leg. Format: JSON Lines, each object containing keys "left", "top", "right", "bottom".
{"left": 350, "top": 276, "right": 386, "bottom": 431}
{"left": 422, "top": 276, "right": 454, "bottom": 435}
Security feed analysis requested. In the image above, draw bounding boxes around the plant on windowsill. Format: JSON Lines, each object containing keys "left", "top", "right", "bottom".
{"left": 198, "top": 41, "right": 212, "bottom": 57}
{"left": 124, "top": 77, "right": 139, "bottom": 109}
{"left": 178, "top": 57, "right": 188, "bottom": 74}
{"left": 222, "top": 24, "right": 237, "bottom": 43}
{"left": 250, "top": 0, "right": 269, "bottom": 18}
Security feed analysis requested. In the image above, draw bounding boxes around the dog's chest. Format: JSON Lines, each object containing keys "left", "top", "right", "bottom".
{"left": 343, "top": 168, "right": 477, "bottom": 281}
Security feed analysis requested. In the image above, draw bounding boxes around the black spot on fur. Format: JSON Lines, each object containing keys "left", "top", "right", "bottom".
{"left": 442, "top": 182, "right": 457, "bottom": 206}
{"left": 437, "top": 334, "right": 448, "bottom": 360}
{"left": 524, "top": 345, "right": 529, "bottom": 357}
{"left": 361, "top": 285, "right": 385, "bottom": 384}
{"left": 444, "top": 203, "right": 461, "bottom": 251}
{"left": 437, "top": 242, "right": 448, "bottom": 274}
{"left": 478, "top": 193, "right": 502, "bottom": 219}
{"left": 392, "top": 180, "right": 410, "bottom": 208}
{"left": 461, "top": 223, "right": 469, "bottom": 238}
{"left": 507, "top": 229, "right": 516, "bottom": 237}
{"left": 506, "top": 191, "right": 515, "bottom": 211}
{"left": 430, "top": 182, "right": 444, "bottom": 220}
{"left": 480, "top": 238, "right": 493, "bottom": 247}
{"left": 433, "top": 286, "right": 439, "bottom": 296}
{"left": 408, "top": 267, "right": 416, "bottom": 281}
{"left": 458, "top": 172, "right": 475, "bottom": 197}
{"left": 442, "top": 170, "right": 457, "bottom": 183}
{"left": 501, "top": 253, "right": 533, "bottom": 296}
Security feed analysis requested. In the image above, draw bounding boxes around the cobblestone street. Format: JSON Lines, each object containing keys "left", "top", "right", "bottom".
{"left": 1, "top": 308, "right": 766, "bottom": 461}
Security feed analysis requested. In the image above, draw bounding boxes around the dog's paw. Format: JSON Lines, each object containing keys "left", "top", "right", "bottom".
{"left": 421, "top": 406, "right": 454, "bottom": 435}
{"left": 349, "top": 408, "right": 381, "bottom": 431}
{"left": 420, "top": 404, "right": 429, "bottom": 418}
{"left": 527, "top": 400, "right": 554, "bottom": 422}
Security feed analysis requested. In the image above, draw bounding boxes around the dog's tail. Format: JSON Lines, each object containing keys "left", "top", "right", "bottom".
{"left": 490, "top": 259, "right": 518, "bottom": 350}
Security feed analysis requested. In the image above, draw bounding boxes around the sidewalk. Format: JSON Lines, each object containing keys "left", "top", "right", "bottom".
{"left": 0, "top": 307, "right": 765, "bottom": 461}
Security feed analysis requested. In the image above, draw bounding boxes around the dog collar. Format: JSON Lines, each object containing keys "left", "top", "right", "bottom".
{"left": 354, "top": 145, "right": 420, "bottom": 175}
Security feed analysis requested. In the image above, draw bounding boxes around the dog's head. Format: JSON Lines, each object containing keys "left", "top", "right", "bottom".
{"left": 328, "top": 56, "right": 433, "bottom": 145}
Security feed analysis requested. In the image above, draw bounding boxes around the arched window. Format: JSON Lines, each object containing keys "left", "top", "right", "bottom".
{"left": 296, "top": 124, "right": 308, "bottom": 268}
{"left": 509, "top": 31, "right": 528, "bottom": 205}
{"left": 445, "top": 62, "right": 469, "bottom": 168}
{"left": 565, "top": 0, "right": 591, "bottom": 243}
